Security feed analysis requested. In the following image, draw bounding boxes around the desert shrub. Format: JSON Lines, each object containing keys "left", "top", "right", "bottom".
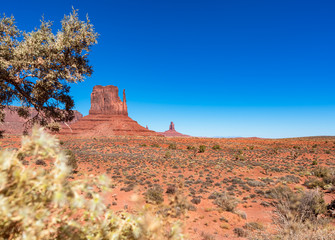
{"left": 212, "top": 145, "right": 221, "bottom": 150}
{"left": 166, "top": 185, "right": 177, "bottom": 195}
{"left": 313, "top": 166, "right": 330, "bottom": 178}
{"left": 234, "top": 227, "right": 248, "bottom": 237}
{"left": 186, "top": 145, "right": 195, "bottom": 150}
{"left": 198, "top": 145, "right": 206, "bottom": 153}
{"left": 235, "top": 154, "right": 245, "bottom": 161}
{"left": 64, "top": 149, "right": 78, "bottom": 171}
{"left": 213, "top": 192, "right": 239, "bottom": 212}
{"left": 168, "top": 193, "right": 195, "bottom": 217}
{"left": 257, "top": 188, "right": 333, "bottom": 240}
{"left": 249, "top": 228, "right": 335, "bottom": 240}
{"left": 279, "top": 175, "right": 301, "bottom": 184}
{"left": 304, "top": 178, "right": 326, "bottom": 189}
{"left": 165, "top": 151, "right": 172, "bottom": 159}
{"left": 168, "top": 143, "right": 177, "bottom": 150}
{"left": 0, "top": 127, "right": 183, "bottom": 239}
{"left": 236, "top": 210, "right": 247, "bottom": 219}
{"left": 247, "top": 180, "right": 266, "bottom": 187}
{"left": 243, "top": 222, "right": 264, "bottom": 231}
{"left": 35, "top": 159, "right": 46, "bottom": 166}
{"left": 306, "top": 167, "right": 335, "bottom": 188}
{"left": 272, "top": 187, "right": 326, "bottom": 231}
{"left": 151, "top": 143, "right": 160, "bottom": 148}
{"left": 191, "top": 197, "right": 201, "bottom": 205}
{"left": 145, "top": 185, "right": 164, "bottom": 204}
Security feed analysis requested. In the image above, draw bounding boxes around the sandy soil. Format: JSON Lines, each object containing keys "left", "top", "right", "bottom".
{"left": 1, "top": 135, "right": 335, "bottom": 239}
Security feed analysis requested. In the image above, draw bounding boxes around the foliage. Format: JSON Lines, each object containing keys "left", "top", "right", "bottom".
{"left": 198, "top": 145, "right": 206, "bottom": 153}
{"left": 0, "top": 9, "right": 98, "bottom": 131}
{"left": 0, "top": 127, "right": 183, "bottom": 239}
{"left": 186, "top": 146, "right": 195, "bottom": 150}
{"left": 250, "top": 187, "right": 334, "bottom": 240}
{"left": 272, "top": 187, "right": 326, "bottom": 229}
{"left": 212, "top": 145, "right": 221, "bottom": 150}
{"left": 64, "top": 149, "right": 78, "bottom": 171}
{"left": 168, "top": 143, "right": 177, "bottom": 150}
{"left": 145, "top": 185, "right": 164, "bottom": 205}
{"left": 213, "top": 192, "right": 239, "bottom": 212}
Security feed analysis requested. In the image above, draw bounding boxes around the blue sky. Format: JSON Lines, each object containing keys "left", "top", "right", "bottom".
{"left": 2, "top": 0, "right": 335, "bottom": 137}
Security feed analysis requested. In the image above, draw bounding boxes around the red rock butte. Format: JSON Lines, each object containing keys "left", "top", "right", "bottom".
{"left": 0, "top": 106, "right": 82, "bottom": 135}
{"left": 61, "top": 85, "right": 162, "bottom": 136}
{"left": 159, "top": 122, "right": 190, "bottom": 137}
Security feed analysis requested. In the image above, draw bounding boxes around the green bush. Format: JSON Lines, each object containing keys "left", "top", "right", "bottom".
{"left": 164, "top": 151, "right": 172, "bottom": 159}
{"left": 168, "top": 143, "right": 177, "bottom": 150}
{"left": 198, "top": 145, "right": 206, "bottom": 153}
{"left": 0, "top": 127, "right": 183, "bottom": 239}
{"left": 186, "top": 146, "right": 195, "bottom": 150}
{"left": 212, "top": 145, "right": 221, "bottom": 150}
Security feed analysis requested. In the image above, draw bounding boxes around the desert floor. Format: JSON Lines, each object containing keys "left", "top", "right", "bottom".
{"left": 1, "top": 135, "right": 335, "bottom": 239}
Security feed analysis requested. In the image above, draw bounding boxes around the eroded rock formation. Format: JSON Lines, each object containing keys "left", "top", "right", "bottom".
{"left": 159, "top": 122, "right": 190, "bottom": 137}
{"left": 0, "top": 107, "right": 83, "bottom": 135}
{"left": 169, "top": 122, "right": 175, "bottom": 131}
{"left": 89, "top": 85, "right": 128, "bottom": 116}
{"left": 61, "top": 85, "right": 162, "bottom": 137}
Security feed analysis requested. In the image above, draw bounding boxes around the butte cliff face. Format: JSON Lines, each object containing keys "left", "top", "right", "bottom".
{"left": 89, "top": 85, "right": 128, "bottom": 116}
{"left": 159, "top": 122, "right": 190, "bottom": 137}
{"left": 61, "top": 85, "right": 161, "bottom": 137}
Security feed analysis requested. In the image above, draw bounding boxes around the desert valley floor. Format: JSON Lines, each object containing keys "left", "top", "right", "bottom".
{"left": 1, "top": 135, "right": 335, "bottom": 239}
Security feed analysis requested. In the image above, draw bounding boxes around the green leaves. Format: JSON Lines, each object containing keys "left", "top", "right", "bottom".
{"left": 0, "top": 9, "right": 98, "bottom": 133}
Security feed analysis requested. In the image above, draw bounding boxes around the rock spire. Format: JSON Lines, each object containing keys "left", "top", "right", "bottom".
{"left": 159, "top": 122, "right": 190, "bottom": 137}
{"left": 169, "top": 122, "right": 175, "bottom": 131}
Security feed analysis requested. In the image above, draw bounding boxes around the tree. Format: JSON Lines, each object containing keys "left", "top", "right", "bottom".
{"left": 0, "top": 9, "right": 98, "bottom": 132}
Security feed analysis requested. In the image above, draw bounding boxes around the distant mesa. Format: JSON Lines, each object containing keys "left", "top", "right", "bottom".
{"left": 159, "top": 122, "right": 190, "bottom": 137}
{"left": 0, "top": 106, "right": 82, "bottom": 135}
{"left": 61, "top": 85, "right": 162, "bottom": 136}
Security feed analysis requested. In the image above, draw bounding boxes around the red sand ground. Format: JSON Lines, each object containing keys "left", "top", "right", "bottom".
{"left": 1, "top": 135, "right": 335, "bottom": 239}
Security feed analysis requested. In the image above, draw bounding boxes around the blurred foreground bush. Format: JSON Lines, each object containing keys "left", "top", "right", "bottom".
{"left": 0, "top": 127, "right": 183, "bottom": 240}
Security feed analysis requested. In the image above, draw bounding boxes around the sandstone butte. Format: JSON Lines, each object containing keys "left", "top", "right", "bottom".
{"left": 61, "top": 85, "right": 162, "bottom": 136}
{"left": 159, "top": 121, "right": 190, "bottom": 137}
{"left": 0, "top": 106, "right": 82, "bottom": 135}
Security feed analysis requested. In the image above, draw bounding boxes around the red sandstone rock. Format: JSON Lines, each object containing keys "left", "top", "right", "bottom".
{"left": 0, "top": 106, "right": 83, "bottom": 135}
{"left": 159, "top": 122, "right": 190, "bottom": 137}
{"left": 61, "top": 85, "right": 162, "bottom": 137}
{"left": 89, "top": 85, "right": 128, "bottom": 116}
{"left": 169, "top": 122, "right": 175, "bottom": 131}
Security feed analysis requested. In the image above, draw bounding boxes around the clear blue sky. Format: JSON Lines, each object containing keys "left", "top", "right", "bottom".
{"left": 3, "top": 0, "right": 335, "bottom": 138}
